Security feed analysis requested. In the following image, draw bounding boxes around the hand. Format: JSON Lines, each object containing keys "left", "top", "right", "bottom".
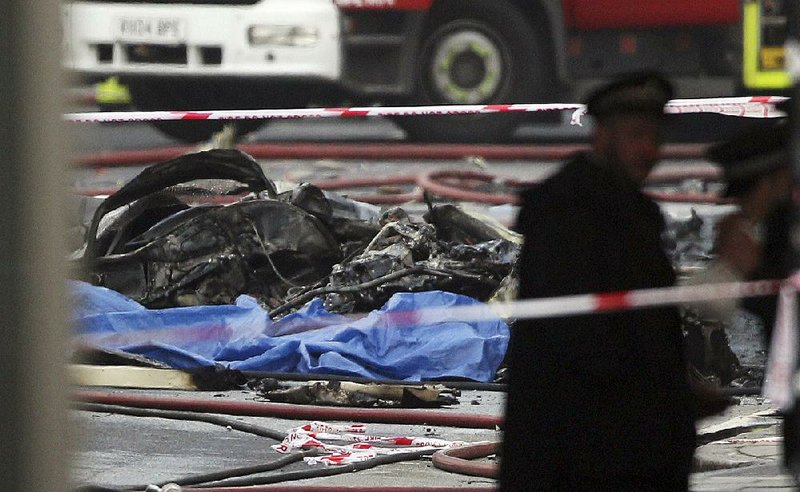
{"left": 688, "top": 369, "right": 734, "bottom": 419}
{"left": 715, "top": 214, "right": 762, "bottom": 277}
{"left": 690, "top": 383, "right": 734, "bottom": 419}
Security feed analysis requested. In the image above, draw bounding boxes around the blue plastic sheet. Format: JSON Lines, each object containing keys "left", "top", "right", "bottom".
{"left": 71, "top": 281, "right": 509, "bottom": 382}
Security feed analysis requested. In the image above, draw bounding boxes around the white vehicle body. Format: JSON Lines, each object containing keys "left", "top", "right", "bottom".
{"left": 63, "top": 0, "right": 342, "bottom": 81}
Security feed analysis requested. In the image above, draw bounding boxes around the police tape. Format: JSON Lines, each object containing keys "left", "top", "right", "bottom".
{"left": 763, "top": 272, "right": 800, "bottom": 410}
{"left": 272, "top": 421, "right": 466, "bottom": 466}
{"left": 407, "top": 278, "right": 784, "bottom": 325}
{"left": 77, "top": 278, "right": 785, "bottom": 349}
{"left": 64, "top": 96, "right": 788, "bottom": 124}
{"left": 74, "top": 276, "right": 789, "bottom": 380}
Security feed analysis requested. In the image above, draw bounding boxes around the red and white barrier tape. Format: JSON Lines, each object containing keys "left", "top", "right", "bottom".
{"left": 273, "top": 421, "right": 468, "bottom": 466}
{"left": 77, "top": 278, "right": 784, "bottom": 351}
{"left": 414, "top": 278, "right": 783, "bottom": 325}
{"left": 763, "top": 272, "right": 800, "bottom": 410}
{"left": 64, "top": 96, "right": 788, "bottom": 125}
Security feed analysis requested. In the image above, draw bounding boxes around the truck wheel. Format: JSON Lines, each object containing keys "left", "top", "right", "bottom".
{"left": 398, "top": 0, "right": 553, "bottom": 143}
{"left": 127, "top": 80, "right": 265, "bottom": 143}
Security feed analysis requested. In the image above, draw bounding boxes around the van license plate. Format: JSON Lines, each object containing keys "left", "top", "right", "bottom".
{"left": 117, "top": 17, "right": 185, "bottom": 43}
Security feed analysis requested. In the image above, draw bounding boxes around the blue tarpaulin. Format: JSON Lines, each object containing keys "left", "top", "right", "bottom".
{"left": 71, "top": 281, "right": 509, "bottom": 382}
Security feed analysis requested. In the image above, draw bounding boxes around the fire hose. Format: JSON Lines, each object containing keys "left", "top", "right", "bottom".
{"left": 74, "top": 396, "right": 500, "bottom": 491}
{"left": 74, "top": 390, "right": 502, "bottom": 429}
{"left": 76, "top": 164, "right": 726, "bottom": 206}
{"left": 414, "top": 169, "right": 729, "bottom": 206}
{"left": 431, "top": 441, "right": 499, "bottom": 479}
{"left": 73, "top": 143, "right": 712, "bottom": 169}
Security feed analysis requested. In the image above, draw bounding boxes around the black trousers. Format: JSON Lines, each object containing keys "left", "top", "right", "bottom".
{"left": 500, "top": 466, "right": 689, "bottom": 492}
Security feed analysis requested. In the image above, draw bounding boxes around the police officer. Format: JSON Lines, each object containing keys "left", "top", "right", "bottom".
{"left": 704, "top": 122, "right": 793, "bottom": 337}
{"left": 500, "top": 72, "right": 696, "bottom": 490}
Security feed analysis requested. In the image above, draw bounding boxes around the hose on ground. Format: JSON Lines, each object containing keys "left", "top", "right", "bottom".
{"left": 188, "top": 448, "right": 431, "bottom": 489}
{"left": 431, "top": 441, "right": 499, "bottom": 479}
{"left": 79, "top": 169, "right": 727, "bottom": 206}
{"left": 74, "top": 143, "right": 721, "bottom": 206}
{"left": 190, "top": 487, "right": 496, "bottom": 492}
{"left": 75, "top": 450, "right": 317, "bottom": 492}
{"left": 76, "top": 402, "right": 286, "bottom": 440}
{"left": 75, "top": 391, "right": 503, "bottom": 429}
{"left": 416, "top": 169, "right": 730, "bottom": 206}
{"left": 141, "top": 450, "right": 316, "bottom": 490}
{"left": 75, "top": 402, "right": 502, "bottom": 491}
{"left": 74, "top": 143, "right": 711, "bottom": 169}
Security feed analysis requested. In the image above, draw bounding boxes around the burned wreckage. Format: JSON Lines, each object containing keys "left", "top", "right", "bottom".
{"left": 73, "top": 149, "right": 520, "bottom": 317}
{"left": 71, "top": 149, "right": 751, "bottom": 387}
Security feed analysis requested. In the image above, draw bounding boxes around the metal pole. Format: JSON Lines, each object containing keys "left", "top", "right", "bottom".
{"left": 779, "top": 0, "right": 800, "bottom": 479}
{"left": 0, "top": 0, "right": 70, "bottom": 489}
{"left": 788, "top": 1, "right": 800, "bottom": 178}
{"left": 786, "top": 1, "right": 800, "bottom": 266}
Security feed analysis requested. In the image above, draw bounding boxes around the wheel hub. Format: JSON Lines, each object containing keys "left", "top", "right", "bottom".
{"left": 430, "top": 29, "right": 504, "bottom": 105}
{"left": 450, "top": 51, "right": 487, "bottom": 89}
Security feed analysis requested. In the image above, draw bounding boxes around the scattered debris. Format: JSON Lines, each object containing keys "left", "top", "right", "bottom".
{"left": 683, "top": 308, "right": 743, "bottom": 385}
{"left": 252, "top": 379, "right": 460, "bottom": 408}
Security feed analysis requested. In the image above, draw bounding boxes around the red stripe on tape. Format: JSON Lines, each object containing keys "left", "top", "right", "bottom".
{"left": 749, "top": 96, "right": 774, "bottom": 103}
{"left": 178, "top": 112, "right": 212, "bottom": 120}
{"left": 325, "top": 108, "right": 370, "bottom": 117}
{"left": 485, "top": 104, "right": 525, "bottom": 113}
{"left": 342, "top": 109, "right": 371, "bottom": 117}
{"left": 594, "top": 292, "right": 631, "bottom": 312}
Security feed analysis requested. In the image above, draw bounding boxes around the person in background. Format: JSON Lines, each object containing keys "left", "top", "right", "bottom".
{"left": 500, "top": 72, "right": 698, "bottom": 490}
{"left": 699, "top": 115, "right": 800, "bottom": 480}
{"left": 699, "top": 122, "right": 793, "bottom": 339}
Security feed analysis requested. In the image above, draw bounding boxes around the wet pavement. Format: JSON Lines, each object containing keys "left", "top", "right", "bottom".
{"left": 71, "top": 386, "right": 800, "bottom": 491}
{"left": 693, "top": 397, "right": 799, "bottom": 491}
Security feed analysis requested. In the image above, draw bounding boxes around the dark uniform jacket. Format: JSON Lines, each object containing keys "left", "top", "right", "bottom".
{"left": 742, "top": 200, "right": 794, "bottom": 342}
{"left": 499, "top": 154, "right": 696, "bottom": 490}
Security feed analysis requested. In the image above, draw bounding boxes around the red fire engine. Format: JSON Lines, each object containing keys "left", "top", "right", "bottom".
{"left": 65, "top": 0, "right": 745, "bottom": 142}
{"left": 334, "top": 0, "right": 744, "bottom": 141}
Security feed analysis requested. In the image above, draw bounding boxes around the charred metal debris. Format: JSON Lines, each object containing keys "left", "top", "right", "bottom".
{"left": 72, "top": 149, "right": 521, "bottom": 315}
{"left": 250, "top": 378, "right": 460, "bottom": 407}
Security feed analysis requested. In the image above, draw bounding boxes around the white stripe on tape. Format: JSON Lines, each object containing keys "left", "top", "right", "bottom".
{"left": 433, "top": 279, "right": 783, "bottom": 324}
{"left": 64, "top": 97, "right": 788, "bottom": 124}
{"left": 77, "top": 278, "right": 786, "bottom": 351}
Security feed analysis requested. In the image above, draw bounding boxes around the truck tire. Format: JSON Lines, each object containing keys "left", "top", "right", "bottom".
{"left": 398, "top": 0, "right": 553, "bottom": 143}
{"left": 126, "top": 80, "right": 266, "bottom": 143}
